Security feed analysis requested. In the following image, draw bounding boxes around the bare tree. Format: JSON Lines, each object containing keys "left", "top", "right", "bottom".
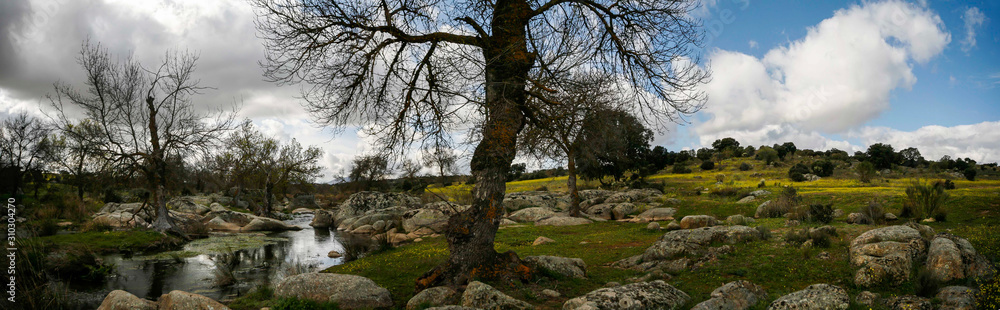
{"left": 519, "top": 73, "right": 618, "bottom": 216}
{"left": 250, "top": 0, "right": 708, "bottom": 289}
{"left": 422, "top": 147, "right": 458, "bottom": 184}
{"left": 0, "top": 113, "right": 55, "bottom": 197}
{"left": 49, "top": 119, "right": 107, "bottom": 200}
{"left": 348, "top": 154, "right": 391, "bottom": 191}
{"left": 50, "top": 41, "right": 237, "bottom": 234}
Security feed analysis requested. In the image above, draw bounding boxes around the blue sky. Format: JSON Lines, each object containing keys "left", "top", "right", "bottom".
{"left": 661, "top": 0, "right": 999, "bottom": 163}
{"left": 0, "top": 0, "right": 997, "bottom": 181}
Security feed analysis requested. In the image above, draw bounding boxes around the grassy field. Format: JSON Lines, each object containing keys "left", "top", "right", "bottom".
{"left": 288, "top": 156, "right": 999, "bottom": 309}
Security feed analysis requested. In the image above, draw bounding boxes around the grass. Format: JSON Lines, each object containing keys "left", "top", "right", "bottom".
{"left": 34, "top": 229, "right": 181, "bottom": 254}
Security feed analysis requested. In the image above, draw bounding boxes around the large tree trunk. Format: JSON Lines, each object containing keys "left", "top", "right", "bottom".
{"left": 415, "top": 0, "right": 536, "bottom": 291}
{"left": 567, "top": 153, "right": 581, "bottom": 217}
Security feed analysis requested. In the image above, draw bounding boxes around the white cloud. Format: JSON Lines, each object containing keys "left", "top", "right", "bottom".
{"left": 748, "top": 40, "right": 758, "bottom": 49}
{"left": 850, "top": 121, "right": 1000, "bottom": 163}
{"left": 961, "top": 7, "right": 986, "bottom": 53}
{"left": 696, "top": 0, "right": 949, "bottom": 137}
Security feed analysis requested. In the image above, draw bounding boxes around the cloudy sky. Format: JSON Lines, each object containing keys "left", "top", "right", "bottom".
{"left": 0, "top": 0, "right": 997, "bottom": 182}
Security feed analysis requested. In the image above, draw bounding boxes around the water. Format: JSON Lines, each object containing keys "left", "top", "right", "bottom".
{"left": 71, "top": 213, "right": 348, "bottom": 308}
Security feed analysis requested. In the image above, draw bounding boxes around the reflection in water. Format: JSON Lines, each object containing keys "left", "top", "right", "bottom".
{"left": 77, "top": 213, "right": 346, "bottom": 308}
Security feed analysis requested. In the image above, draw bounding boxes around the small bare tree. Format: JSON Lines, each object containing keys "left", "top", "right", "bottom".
{"left": 0, "top": 113, "right": 56, "bottom": 197}
{"left": 50, "top": 41, "right": 236, "bottom": 234}
{"left": 49, "top": 119, "right": 107, "bottom": 200}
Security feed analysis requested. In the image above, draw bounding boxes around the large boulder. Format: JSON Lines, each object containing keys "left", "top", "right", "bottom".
{"left": 167, "top": 197, "right": 211, "bottom": 216}
{"left": 616, "top": 226, "right": 764, "bottom": 272}
{"left": 310, "top": 210, "right": 335, "bottom": 228}
{"left": 461, "top": 281, "right": 533, "bottom": 310}
{"left": 635, "top": 208, "right": 677, "bottom": 222}
{"left": 275, "top": 273, "right": 393, "bottom": 309}
{"left": 604, "top": 189, "right": 663, "bottom": 204}
{"left": 96, "top": 290, "right": 157, "bottom": 310}
{"left": 679, "top": 215, "right": 716, "bottom": 229}
{"left": 585, "top": 202, "right": 637, "bottom": 220}
{"left": 767, "top": 284, "right": 848, "bottom": 310}
{"left": 407, "top": 286, "right": 459, "bottom": 310}
{"left": 337, "top": 191, "right": 421, "bottom": 221}
{"left": 241, "top": 217, "right": 301, "bottom": 232}
{"left": 202, "top": 210, "right": 255, "bottom": 227}
{"left": 925, "top": 233, "right": 995, "bottom": 283}
{"left": 849, "top": 224, "right": 930, "bottom": 287}
{"left": 536, "top": 216, "right": 592, "bottom": 226}
{"left": 937, "top": 286, "right": 976, "bottom": 310}
{"left": 158, "top": 290, "right": 231, "bottom": 310}
{"left": 92, "top": 212, "right": 150, "bottom": 229}
{"left": 508, "top": 207, "right": 557, "bottom": 223}
{"left": 503, "top": 191, "right": 570, "bottom": 211}
{"left": 691, "top": 280, "right": 768, "bottom": 310}
{"left": 753, "top": 201, "right": 773, "bottom": 219}
{"left": 97, "top": 202, "right": 155, "bottom": 222}
{"left": 563, "top": 280, "right": 689, "bottom": 310}
{"left": 403, "top": 208, "right": 450, "bottom": 234}
{"left": 524, "top": 255, "right": 587, "bottom": 279}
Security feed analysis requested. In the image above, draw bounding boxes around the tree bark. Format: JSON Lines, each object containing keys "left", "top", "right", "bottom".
{"left": 567, "top": 153, "right": 581, "bottom": 217}
{"left": 415, "top": 0, "right": 536, "bottom": 291}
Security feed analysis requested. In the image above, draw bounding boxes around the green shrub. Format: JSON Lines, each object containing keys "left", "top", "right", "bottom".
{"left": 788, "top": 163, "right": 810, "bottom": 182}
{"left": 811, "top": 160, "right": 835, "bottom": 177}
{"left": 739, "top": 162, "right": 751, "bottom": 171}
{"left": 672, "top": 164, "right": 692, "bottom": 174}
{"left": 975, "top": 271, "right": 1000, "bottom": 309}
{"left": 709, "top": 187, "right": 746, "bottom": 198}
{"left": 859, "top": 200, "right": 886, "bottom": 225}
{"left": 904, "top": 179, "right": 949, "bottom": 220}
{"left": 934, "top": 179, "right": 956, "bottom": 190}
{"left": 964, "top": 167, "right": 977, "bottom": 181}
{"left": 756, "top": 226, "right": 771, "bottom": 240}
{"left": 856, "top": 161, "right": 876, "bottom": 183}
{"left": 35, "top": 219, "right": 61, "bottom": 237}
{"left": 700, "top": 161, "right": 716, "bottom": 170}
{"left": 806, "top": 204, "right": 834, "bottom": 224}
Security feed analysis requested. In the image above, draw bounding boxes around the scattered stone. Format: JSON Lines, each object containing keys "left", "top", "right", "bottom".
{"left": 855, "top": 291, "right": 879, "bottom": 308}
{"left": 407, "top": 286, "right": 458, "bottom": 310}
{"left": 540, "top": 289, "right": 561, "bottom": 299}
{"left": 535, "top": 216, "right": 592, "bottom": 226}
{"left": 167, "top": 198, "right": 211, "bottom": 216}
{"left": 767, "top": 284, "right": 849, "bottom": 310}
{"left": 461, "top": 281, "right": 533, "bottom": 310}
{"left": 802, "top": 174, "right": 821, "bottom": 182}
{"left": 737, "top": 196, "right": 756, "bottom": 204}
{"left": 937, "top": 286, "right": 976, "bottom": 310}
{"left": 563, "top": 280, "right": 689, "bottom": 310}
{"left": 883, "top": 295, "right": 931, "bottom": 310}
{"left": 242, "top": 217, "right": 301, "bottom": 232}
{"left": 726, "top": 215, "right": 755, "bottom": 226}
{"left": 158, "top": 290, "right": 230, "bottom": 310}
{"left": 679, "top": 215, "right": 716, "bottom": 229}
{"left": 292, "top": 208, "right": 314, "bottom": 214}
{"left": 665, "top": 221, "right": 681, "bottom": 231}
{"left": 532, "top": 236, "right": 556, "bottom": 246}
{"left": 849, "top": 224, "right": 930, "bottom": 287}
{"left": 884, "top": 213, "right": 897, "bottom": 221}
{"left": 403, "top": 209, "right": 450, "bottom": 234}
{"left": 926, "top": 233, "right": 996, "bottom": 282}
{"left": 832, "top": 209, "right": 844, "bottom": 218}
{"left": 663, "top": 198, "right": 682, "bottom": 205}
{"left": 921, "top": 218, "right": 936, "bottom": 223}
{"left": 647, "top": 222, "right": 661, "bottom": 230}
{"left": 691, "top": 280, "right": 767, "bottom": 310}
{"left": 748, "top": 190, "right": 770, "bottom": 197}
{"left": 500, "top": 218, "right": 518, "bottom": 226}
{"left": 586, "top": 202, "right": 637, "bottom": 220}
{"left": 414, "top": 238, "right": 424, "bottom": 242}
{"left": 636, "top": 208, "right": 677, "bottom": 221}
{"left": 524, "top": 255, "right": 587, "bottom": 279}
{"left": 753, "top": 201, "right": 773, "bottom": 218}
{"left": 784, "top": 220, "right": 800, "bottom": 227}
{"left": 604, "top": 188, "right": 663, "bottom": 204}
{"left": 96, "top": 290, "right": 157, "bottom": 310}
{"left": 509, "top": 207, "right": 557, "bottom": 223}
{"left": 817, "top": 251, "right": 831, "bottom": 260}
{"left": 616, "top": 226, "right": 765, "bottom": 272}
{"left": 275, "top": 273, "right": 393, "bottom": 309}
{"left": 328, "top": 251, "right": 342, "bottom": 258}
{"left": 846, "top": 212, "right": 863, "bottom": 224}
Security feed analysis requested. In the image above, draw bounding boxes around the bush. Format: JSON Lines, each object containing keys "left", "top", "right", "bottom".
{"left": 964, "top": 167, "right": 977, "bottom": 181}
{"left": 34, "top": 219, "right": 60, "bottom": 237}
{"left": 672, "top": 164, "right": 692, "bottom": 174}
{"left": 859, "top": 200, "right": 886, "bottom": 225}
{"left": 700, "top": 161, "right": 715, "bottom": 170}
{"left": 811, "top": 160, "right": 835, "bottom": 177}
{"left": 975, "top": 271, "right": 1000, "bottom": 309}
{"left": 904, "top": 179, "right": 949, "bottom": 220}
{"left": 710, "top": 187, "right": 746, "bottom": 198}
{"left": 934, "top": 179, "right": 956, "bottom": 190}
{"left": 806, "top": 204, "right": 834, "bottom": 224}
{"left": 715, "top": 174, "right": 725, "bottom": 183}
{"left": 856, "top": 161, "right": 876, "bottom": 183}
{"left": 788, "top": 163, "right": 810, "bottom": 182}
{"left": 757, "top": 201, "right": 790, "bottom": 219}
{"left": 756, "top": 226, "right": 771, "bottom": 240}
{"left": 785, "top": 227, "right": 834, "bottom": 248}
{"left": 739, "top": 162, "right": 751, "bottom": 171}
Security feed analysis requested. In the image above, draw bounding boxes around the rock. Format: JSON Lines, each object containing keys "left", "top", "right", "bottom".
{"left": 563, "top": 280, "right": 689, "bottom": 310}
{"left": 205, "top": 217, "right": 241, "bottom": 231}
{"left": 617, "top": 226, "right": 765, "bottom": 272}
{"left": 849, "top": 225, "right": 929, "bottom": 287}
{"left": 541, "top": 289, "right": 561, "bottom": 299}
{"left": 92, "top": 212, "right": 150, "bottom": 229}
{"left": 679, "top": 215, "right": 716, "bottom": 229}
{"left": 832, "top": 209, "right": 844, "bottom": 218}
{"left": 802, "top": 174, "right": 820, "bottom": 181}
{"left": 167, "top": 198, "right": 211, "bottom": 215}
{"left": 662, "top": 198, "right": 682, "bottom": 205}
{"left": 605, "top": 189, "right": 663, "bottom": 204}
{"left": 524, "top": 255, "right": 586, "bottom": 279}
{"left": 937, "top": 286, "right": 975, "bottom": 310}
{"left": 926, "top": 233, "right": 996, "bottom": 282}
{"left": 883, "top": 295, "right": 931, "bottom": 310}
{"left": 846, "top": 213, "right": 863, "bottom": 224}
{"left": 209, "top": 203, "right": 227, "bottom": 212}
{"left": 884, "top": 212, "right": 897, "bottom": 221}
{"left": 407, "top": 286, "right": 458, "bottom": 310}
{"left": 647, "top": 222, "right": 661, "bottom": 230}
{"left": 292, "top": 207, "right": 314, "bottom": 214}
{"left": 855, "top": 291, "right": 879, "bottom": 307}
{"left": 817, "top": 251, "right": 831, "bottom": 260}
{"left": 533, "top": 236, "right": 556, "bottom": 246}
{"left": 158, "top": 290, "right": 230, "bottom": 310}
{"left": 461, "top": 281, "right": 533, "bottom": 310}
{"left": 767, "top": 284, "right": 848, "bottom": 310}
{"left": 748, "top": 190, "right": 770, "bottom": 197}
{"left": 353, "top": 224, "right": 376, "bottom": 234}
{"left": 586, "top": 203, "right": 636, "bottom": 220}
{"left": 242, "top": 217, "right": 301, "bottom": 232}
{"left": 311, "top": 210, "right": 335, "bottom": 228}
{"left": 665, "top": 221, "right": 681, "bottom": 231}
{"left": 604, "top": 282, "right": 621, "bottom": 287}
{"left": 503, "top": 191, "right": 570, "bottom": 211}
{"left": 373, "top": 220, "right": 386, "bottom": 232}
{"left": 726, "top": 215, "right": 754, "bottom": 226}
{"left": 753, "top": 201, "right": 773, "bottom": 218}
{"left": 921, "top": 217, "right": 936, "bottom": 223}
{"left": 403, "top": 208, "right": 450, "bottom": 234}
{"left": 424, "top": 307, "right": 479, "bottom": 310}
{"left": 536, "top": 216, "right": 592, "bottom": 226}
{"left": 636, "top": 208, "right": 677, "bottom": 221}
{"left": 203, "top": 210, "right": 255, "bottom": 227}
{"left": 96, "top": 290, "right": 157, "bottom": 310}
{"left": 328, "top": 251, "right": 342, "bottom": 258}
{"left": 275, "top": 273, "right": 393, "bottom": 309}
{"left": 509, "top": 207, "right": 556, "bottom": 223}
{"left": 736, "top": 196, "right": 756, "bottom": 204}
{"left": 97, "top": 202, "right": 155, "bottom": 222}
{"left": 784, "top": 220, "right": 800, "bottom": 227}
{"left": 691, "top": 280, "right": 768, "bottom": 310}
{"left": 500, "top": 218, "right": 518, "bottom": 226}
{"left": 337, "top": 191, "right": 421, "bottom": 221}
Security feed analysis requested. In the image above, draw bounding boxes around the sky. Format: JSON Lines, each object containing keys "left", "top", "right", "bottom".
{"left": 0, "top": 0, "right": 997, "bottom": 182}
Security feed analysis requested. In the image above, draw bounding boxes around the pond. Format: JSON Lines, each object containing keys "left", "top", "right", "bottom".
{"left": 69, "top": 213, "right": 348, "bottom": 308}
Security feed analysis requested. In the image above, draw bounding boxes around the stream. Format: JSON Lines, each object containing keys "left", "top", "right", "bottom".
{"left": 69, "top": 213, "right": 346, "bottom": 308}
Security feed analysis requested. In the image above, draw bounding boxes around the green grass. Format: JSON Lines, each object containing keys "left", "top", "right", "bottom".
{"left": 34, "top": 229, "right": 181, "bottom": 254}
